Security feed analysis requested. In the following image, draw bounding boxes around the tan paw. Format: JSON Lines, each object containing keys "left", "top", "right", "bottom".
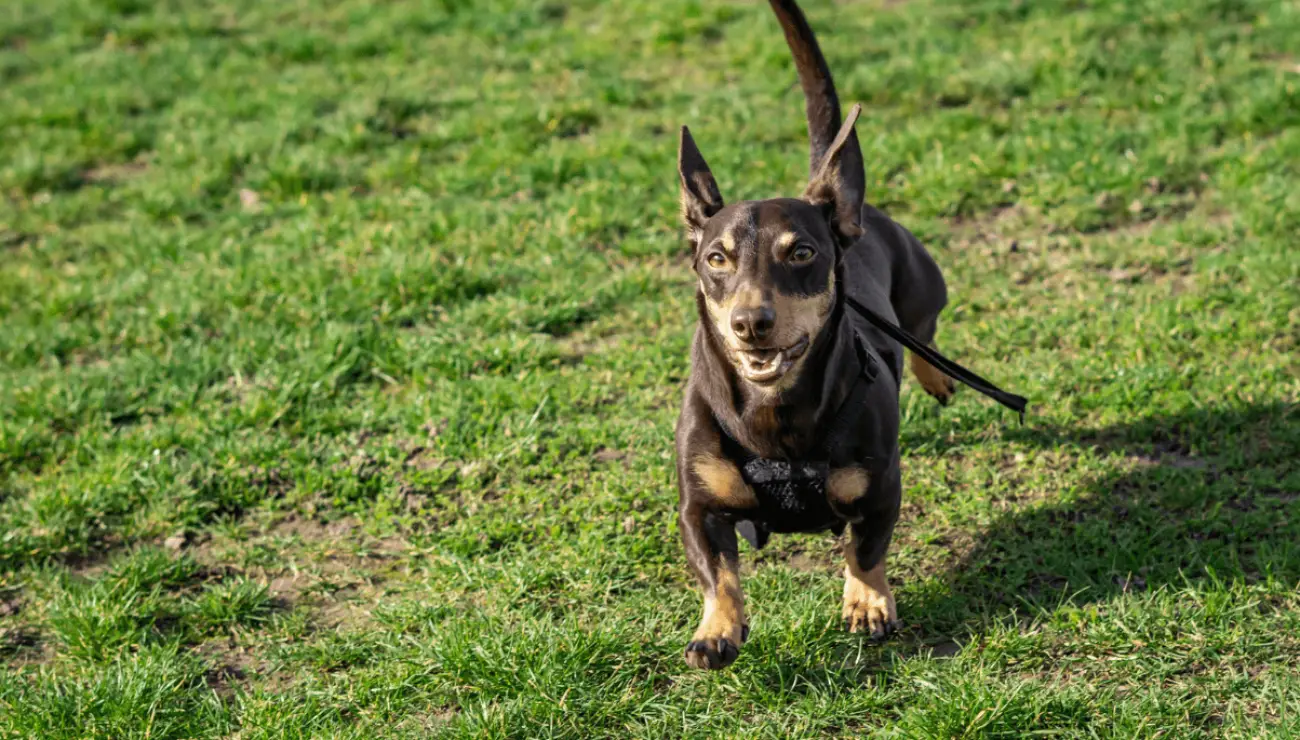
{"left": 910, "top": 351, "right": 956, "bottom": 406}
{"left": 842, "top": 566, "right": 900, "bottom": 640}
{"left": 684, "top": 622, "right": 747, "bottom": 670}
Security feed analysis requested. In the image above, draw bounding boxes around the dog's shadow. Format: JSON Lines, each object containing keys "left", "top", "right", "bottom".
{"left": 899, "top": 399, "right": 1300, "bottom": 643}
{"left": 743, "top": 401, "right": 1297, "bottom": 688}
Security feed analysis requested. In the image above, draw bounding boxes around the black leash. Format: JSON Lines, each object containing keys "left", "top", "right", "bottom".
{"left": 844, "top": 295, "right": 1028, "bottom": 424}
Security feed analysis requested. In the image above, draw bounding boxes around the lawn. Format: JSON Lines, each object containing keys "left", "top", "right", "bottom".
{"left": 1, "top": 0, "right": 1298, "bottom": 736}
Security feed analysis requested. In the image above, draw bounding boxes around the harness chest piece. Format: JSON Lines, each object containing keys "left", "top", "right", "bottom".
{"left": 741, "top": 457, "right": 831, "bottom": 527}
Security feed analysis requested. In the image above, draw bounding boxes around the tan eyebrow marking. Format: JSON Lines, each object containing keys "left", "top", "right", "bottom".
{"left": 774, "top": 232, "right": 799, "bottom": 249}
{"left": 718, "top": 229, "right": 737, "bottom": 255}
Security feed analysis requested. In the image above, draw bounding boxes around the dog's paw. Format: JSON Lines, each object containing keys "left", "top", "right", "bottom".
{"left": 927, "top": 374, "right": 956, "bottom": 406}
{"left": 684, "top": 623, "right": 748, "bottom": 670}
{"left": 843, "top": 576, "right": 899, "bottom": 641}
{"left": 910, "top": 352, "right": 956, "bottom": 406}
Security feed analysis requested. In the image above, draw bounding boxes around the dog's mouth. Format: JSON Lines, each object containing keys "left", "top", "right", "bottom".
{"left": 734, "top": 336, "right": 810, "bottom": 384}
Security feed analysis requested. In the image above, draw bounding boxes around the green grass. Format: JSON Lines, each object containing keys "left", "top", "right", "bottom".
{"left": 1, "top": 0, "right": 1298, "bottom": 736}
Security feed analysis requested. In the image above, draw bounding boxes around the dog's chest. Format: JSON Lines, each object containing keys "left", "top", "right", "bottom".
{"left": 722, "top": 332, "right": 888, "bottom": 545}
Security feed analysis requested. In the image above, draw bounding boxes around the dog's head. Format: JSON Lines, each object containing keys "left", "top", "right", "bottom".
{"left": 679, "top": 106, "right": 865, "bottom": 391}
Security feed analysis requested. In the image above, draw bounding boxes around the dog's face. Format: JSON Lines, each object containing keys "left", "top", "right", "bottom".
{"left": 678, "top": 106, "right": 865, "bottom": 391}
{"left": 693, "top": 200, "right": 838, "bottom": 389}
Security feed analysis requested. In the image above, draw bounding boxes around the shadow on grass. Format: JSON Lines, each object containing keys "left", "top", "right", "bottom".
{"left": 742, "top": 401, "right": 1299, "bottom": 691}
{"left": 908, "top": 400, "right": 1300, "bottom": 636}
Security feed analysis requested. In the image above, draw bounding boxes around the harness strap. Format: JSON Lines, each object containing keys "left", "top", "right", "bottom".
{"left": 844, "top": 295, "right": 1028, "bottom": 423}
{"left": 819, "top": 331, "right": 878, "bottom": 462}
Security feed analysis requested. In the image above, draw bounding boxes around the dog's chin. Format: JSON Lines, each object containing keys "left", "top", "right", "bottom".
{"left": 733, "top": 335, "right": 810, "bottom": 386}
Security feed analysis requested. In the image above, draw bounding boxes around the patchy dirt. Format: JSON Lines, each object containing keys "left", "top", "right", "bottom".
{"left": 0, "top": 229, "right": 35, "bottom": 251}
{"left": 315, "top": 592, "right": 384, "bottom": 630}
{"left": 787, "top": 552, "right": 830, "bottom": 573}
{"left": 593, "top": 448, "right": 630, "bottom": 466}
{"left": 193, "top": 638, "right": 288, "bottom": 696}
{"left": 948, "top": 198, "right": 1228, "bottom": 276}
{"left": 402, "top": 446, "right": 436, "bottom": 471}
{"left": 268, "top": 513, "right": 357, "bottom": 542}
{"left": 1127, "top": 439, "right": 1208, "bottom": 470}
{"left": 217, "top": 372, "right": 278, "bottom": 404}
{"left": 0, "top": 627, "right": 49, "bottom": 667}
{"left": 238, "top": 188, "right": 262, "bottom": 212}
{"left": 82, "top": 159, "right": 150, "bottom": 184}
{"left": 929, "top": 639, "right": 963, "bottom": 658}
{"left": 182, "top": 508, "right": 413, "bottom": 637}
{"left": 393, "top": 707, "right": 461, "bottom": 733}
{"left": 557, "top": 331, "right": 623, "bottom": 361}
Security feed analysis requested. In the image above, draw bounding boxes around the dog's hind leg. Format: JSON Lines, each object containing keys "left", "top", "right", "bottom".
{"left": 905, "top": 315, "right": 956, "bottom": 406}
{"left": 883, "top": 220, "right": 956, "bottom": 406}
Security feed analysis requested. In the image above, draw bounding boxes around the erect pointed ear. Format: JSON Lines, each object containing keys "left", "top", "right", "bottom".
{"left": 678, "top": 126, "right": 725, "bottom": 249}
{"left": 802, "top": 103, "right": 865, "bottom": 245}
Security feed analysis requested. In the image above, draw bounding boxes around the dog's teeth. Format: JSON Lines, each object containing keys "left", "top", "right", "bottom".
{"left": 741, "top": 349, "right": 786, "bottom": 380}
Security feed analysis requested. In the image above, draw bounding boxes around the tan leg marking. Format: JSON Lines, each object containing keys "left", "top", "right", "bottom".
{"left": 828, "top": 467, "right": 869, "bottom": 507}
{"left": 842, "top": 537, "right": 899, "bottom": 639}
{"left": 909, "top": 346, "right": 955, "bottom": 405}
{"left": 685, "top": 560, "right": 747, "bottom": 670}
{"left": 691, "top": 455, "right": 757, "bottom": 509}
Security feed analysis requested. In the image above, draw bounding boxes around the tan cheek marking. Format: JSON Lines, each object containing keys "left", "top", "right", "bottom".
{"left": 692, "top": 454, "right": 758, "bottom": 509}
{"left": 769, "top": 270, "right": 835, "bottom": 339}
{"left": 774, "top": 293, "right": 829, "bottom": 334}
{"left": 704, "top": 280, "right": 765, "bottom": 346}
{"left": 828, "top": 467, "right": 870, "bottom": 507}
{"left": 703, "top": 291, "right": 738, "bottom": 344}
{"left": 694, "top": 560, "right": 745, "bottom": 643}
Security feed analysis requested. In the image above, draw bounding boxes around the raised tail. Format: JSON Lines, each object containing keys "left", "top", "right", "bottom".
{"left": 767, "top": 0, "right": 865, "bottom": 197}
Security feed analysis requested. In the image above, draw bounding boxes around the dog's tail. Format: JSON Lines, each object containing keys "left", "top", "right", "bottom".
{"left": 768, "top": 0, "right": 865, "bottom": 193}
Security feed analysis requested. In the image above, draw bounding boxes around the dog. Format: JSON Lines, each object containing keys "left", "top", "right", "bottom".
{"left": 673, "top": 0, "right": 958, "bottom": 670}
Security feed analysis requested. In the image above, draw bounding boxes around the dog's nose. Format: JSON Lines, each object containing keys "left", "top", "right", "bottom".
{"left": 731, "top": 305, "right": 775, "bottom": 343}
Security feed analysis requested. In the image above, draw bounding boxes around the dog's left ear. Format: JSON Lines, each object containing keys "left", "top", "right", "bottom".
{"left": 803, "top": 103, "right": 865, "bottom": 245}
{"left": 678, "top": 126, "right": 725, "bottom": 250}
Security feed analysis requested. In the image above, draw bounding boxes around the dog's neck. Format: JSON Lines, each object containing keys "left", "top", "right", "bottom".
{"left": 693, "top": 279, "right": 860, "bottom": 460}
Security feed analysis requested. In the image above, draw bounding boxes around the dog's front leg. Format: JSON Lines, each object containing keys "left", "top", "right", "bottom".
{"left": 679, "top": 501, "right": 747, "bottom": 670}
{"left": 842, "top": 480, "right": 901, "bottom": 640}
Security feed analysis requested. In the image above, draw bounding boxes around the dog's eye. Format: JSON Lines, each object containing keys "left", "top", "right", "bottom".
{"left": 706, "top": 252, "right": 728, "bottom": 269}
{"left": 790, "top": 245, "right": 816, "bottom": 263}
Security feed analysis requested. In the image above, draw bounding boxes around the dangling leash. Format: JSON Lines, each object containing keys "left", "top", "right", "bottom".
{"left": 844, "top": 295, "right": 1028, "bottom": 424}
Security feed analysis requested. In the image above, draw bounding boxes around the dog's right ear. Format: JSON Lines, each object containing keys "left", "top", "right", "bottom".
{"left": 803, "top": 103, "right": 865, "bottom": 246}
{"left": 678, "top": 126, "right": 725, "bottom": 249}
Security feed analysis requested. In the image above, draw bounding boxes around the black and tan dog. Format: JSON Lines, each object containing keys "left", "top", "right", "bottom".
{"left": 674, "top": 0, "right": 959, "bottom": 670}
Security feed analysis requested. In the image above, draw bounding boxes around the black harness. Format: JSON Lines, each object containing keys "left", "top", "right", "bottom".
{"left": 724, "top": 299, "right": 1028, "bottom": 550}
